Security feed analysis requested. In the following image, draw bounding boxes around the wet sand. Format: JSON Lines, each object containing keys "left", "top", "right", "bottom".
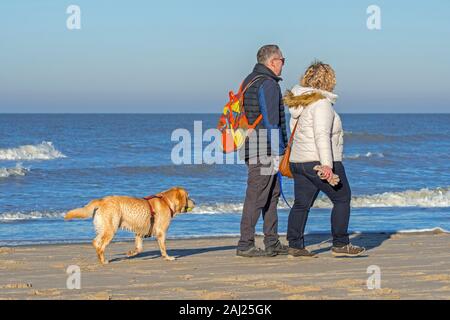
{"left": 1, "top": 230, "right": 449, "bottom": 300}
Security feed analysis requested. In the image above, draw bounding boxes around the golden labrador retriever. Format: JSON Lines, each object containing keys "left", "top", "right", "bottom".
{"left": 64, "top": 187, "right": 195, "bottom": 264}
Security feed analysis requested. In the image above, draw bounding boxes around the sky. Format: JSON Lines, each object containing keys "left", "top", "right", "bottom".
{"left": 0, "top": 0, "right": 449, "bottom": 113}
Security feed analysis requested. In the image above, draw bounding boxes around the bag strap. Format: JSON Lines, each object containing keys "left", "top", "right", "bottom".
{"left": 240, "top": 75, "right": 271, "bottom": 128}
{"left": 226, "top": 75, "right": 268, "bottom": 127}
{"left": 239, "top": 75, "right": 268, "bottom": 95}
{"left": 286, "top": 119, "right": 299, "bottom": 150}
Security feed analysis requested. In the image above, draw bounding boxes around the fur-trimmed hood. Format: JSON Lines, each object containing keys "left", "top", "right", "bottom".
{"left": 284, "top": 85, "right": 339, "bottom": 119}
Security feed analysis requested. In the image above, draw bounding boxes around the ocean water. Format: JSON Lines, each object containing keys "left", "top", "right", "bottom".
{"left": 0, "top": 114, "right": 449, "bottom": 245}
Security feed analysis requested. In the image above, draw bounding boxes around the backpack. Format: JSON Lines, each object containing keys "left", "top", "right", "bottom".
{"left": 216, "top": 75, "right": 267, "bottom": 153}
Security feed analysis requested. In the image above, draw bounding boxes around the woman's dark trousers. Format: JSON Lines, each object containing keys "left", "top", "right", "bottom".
{"left": 287, "top": 161, "right": 351, "bottom": 249}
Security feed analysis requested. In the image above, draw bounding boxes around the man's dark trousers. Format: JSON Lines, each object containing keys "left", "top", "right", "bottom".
{"left": 238, "top": 155, "right": 280, "bottom": 251}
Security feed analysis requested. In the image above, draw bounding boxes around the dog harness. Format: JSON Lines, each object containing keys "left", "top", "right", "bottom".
{"left": 143, "top": 194, "right": 175, "bottom": 217}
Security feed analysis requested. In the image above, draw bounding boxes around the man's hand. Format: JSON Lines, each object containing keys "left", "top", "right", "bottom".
{"left": 272, "top": 155, "right": 281, "bottom": 174}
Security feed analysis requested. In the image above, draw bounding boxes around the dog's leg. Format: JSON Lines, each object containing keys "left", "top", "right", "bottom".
{"left": 127, "top": 235, "right": 143, "bottom": 257}
{"left": 95, "top": 231, "right": 114, "bottom": 265}
{"left": 92, "top": 235, "right": 103, "bottom": 264}
{"left": 92, "top": 212, "right": 113, "bottom": 265}
{"left": 156, "top": 231, "right": 175, "bottom": 261}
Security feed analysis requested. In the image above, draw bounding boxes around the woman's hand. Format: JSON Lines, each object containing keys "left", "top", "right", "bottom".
{"left": 321, "top": 165, "right": 333, "bottom": 180}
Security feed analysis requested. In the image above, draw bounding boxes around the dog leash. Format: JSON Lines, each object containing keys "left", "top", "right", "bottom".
{"left": 277, "top": 172, "right": 292, "bottom": 209}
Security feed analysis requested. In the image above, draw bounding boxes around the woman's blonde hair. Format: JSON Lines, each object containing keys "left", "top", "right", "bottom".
{"left": 300, "top": 60, "right": 336, "bottom": 92}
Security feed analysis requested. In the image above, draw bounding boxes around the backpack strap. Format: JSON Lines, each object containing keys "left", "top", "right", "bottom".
{"left": 249, "top": 114, "right": 263, "bottom": 129}
{"left": 240, "top": 75, "right": 270, "bottom": 128}
{"left": 239, "top": 75, "right": 268, "bottom": 96}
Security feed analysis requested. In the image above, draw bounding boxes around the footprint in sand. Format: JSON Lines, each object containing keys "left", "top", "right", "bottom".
{"left": 198, "top": 290, "right": 237, "bottom": 300}
{"left": 334, "top": 279, "right": 365, "bottom": 288}
{"left": 84, "top": 291, "right": 113, "bottom": 300}
{"left": 0, "top": 248, "right": 15, "bottom": 255}
{"left": 418, "top": 274, "right": 450, "bottom": 282}
{"left": 0, "top": 283, "right": 32, "bottom": 289}
{"left": 31, "top": 289, "right": 62, "bottom": 297}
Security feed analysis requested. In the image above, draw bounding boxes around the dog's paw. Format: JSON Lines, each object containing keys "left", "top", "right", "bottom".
{"left": 164, "top": 256, "right": 176, "bottom": 261}
{"left": 127, "top": 250, "right": 138, "bottom": 257}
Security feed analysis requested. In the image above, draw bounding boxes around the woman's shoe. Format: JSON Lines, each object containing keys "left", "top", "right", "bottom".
{"left": 236, "top": 246, "right": 276, "bottom": 257}
{"left": 331, "top": 244, "right": 366, "bottom": 257}
{"left": 265, "top": 241, "right": 289, "bottom": 256}
{"left": 287, "top": 247, "right": 317, "bottom": 258}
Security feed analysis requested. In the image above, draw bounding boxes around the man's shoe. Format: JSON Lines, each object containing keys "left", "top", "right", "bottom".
{"left": 287, "top": 247, "right": 317, "bottom": 258}
{"left": 332, "top": 244, "right": 366, "bottom": 257}
{"left": 236, "top": 246, "right": 276, "bottom": 258}
{"left": 266, "top": 241, "right": 289, "bottom": 256}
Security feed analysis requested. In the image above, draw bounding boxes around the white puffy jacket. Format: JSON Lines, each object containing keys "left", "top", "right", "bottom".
{"left": 288, "top": 85, "right": 343, "bottom": 168}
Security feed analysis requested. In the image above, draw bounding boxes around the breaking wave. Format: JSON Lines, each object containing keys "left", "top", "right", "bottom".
{"left": 344, "top": 152, "right": 385, "bottom": 160}
{"left": 397, "top": 227, "right": 449, "bottom": 234}
{"left": 0, "top": 211, "right": 66, "bottom": 221}
{"left": 0, "top": 163, "right": 29, "bottom": 178}
{"left": 0, "top": 141, "right": 66, "bottom": 161}
{"left": 191, "top": 187, "right": 450, "bottom": 213}
{"left": 2, "top": 187, "right": 448, "bottom": 221}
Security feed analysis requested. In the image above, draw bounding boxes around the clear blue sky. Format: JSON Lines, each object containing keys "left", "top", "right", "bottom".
{"left": 1, "top": 0, "right": 449, "bottom": 113}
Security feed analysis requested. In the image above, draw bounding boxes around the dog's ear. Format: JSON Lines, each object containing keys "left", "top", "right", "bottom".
{"left": 174, "top": 187, "right": 187, "bottom": 210}
{"left": 182, "top": 188, "right": 188, "bottom": 208}
{"left": 184, "top": 190, "right": 189, "bottom": 208}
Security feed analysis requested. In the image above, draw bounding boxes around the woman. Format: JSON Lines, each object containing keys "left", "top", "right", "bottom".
{"left": 283, "top": 61, "right": 365, "bottom": 257}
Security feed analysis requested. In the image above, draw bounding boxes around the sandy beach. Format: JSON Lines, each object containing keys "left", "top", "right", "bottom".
{"left": 1, "top": 230, "right": 449, "bottom": 300}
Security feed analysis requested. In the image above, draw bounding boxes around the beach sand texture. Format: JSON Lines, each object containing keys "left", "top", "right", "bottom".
{"left": 1, "top": 231, "right": 449, "bottom": 300}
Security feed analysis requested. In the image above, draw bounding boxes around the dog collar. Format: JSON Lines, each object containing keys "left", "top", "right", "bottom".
{"left": 143, "top": 194, "right": 175, "bottom": 217}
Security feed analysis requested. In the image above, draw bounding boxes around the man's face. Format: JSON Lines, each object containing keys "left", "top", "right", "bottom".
{"left": 267, "top": 51, "right": 285, "bottom": 76}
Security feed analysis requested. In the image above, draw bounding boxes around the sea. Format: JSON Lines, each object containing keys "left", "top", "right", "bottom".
{"left": 0, "top": 114, "right": 449, "bottom": 246}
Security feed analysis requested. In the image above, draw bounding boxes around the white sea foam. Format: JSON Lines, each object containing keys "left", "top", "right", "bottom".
{"left": 344, "top": 152, "right": 385, "bottom": 160}
{"left": 0, "top": 141, "right": 66, "bottom": 161}
{"left": 0, "top": 163, "right": 29, "bottom": 178}
{"left": 346, "top": 187, "right": 450, "bottom": 208}
{"left": 0, "top": 211, "right": 66, "bottom": 221}
{"left": 191, "top": 187, "right": 450, "bottom": 213}
{"left": 397, "top": 227, "right": 449, "bottom": 234}
{"left": 1, "top": 187, "right": 448, "bottom": 221}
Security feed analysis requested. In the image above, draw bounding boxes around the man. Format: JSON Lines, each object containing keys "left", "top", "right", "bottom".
{"left": 237, "top": 45, "right": 289, "bottom": 257}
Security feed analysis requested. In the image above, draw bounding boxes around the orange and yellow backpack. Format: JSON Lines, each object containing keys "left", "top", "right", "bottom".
{"left": 217, "top": 76, "right": 267, "bottom": 153}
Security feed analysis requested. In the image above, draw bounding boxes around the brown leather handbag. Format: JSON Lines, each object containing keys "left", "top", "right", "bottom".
{"left": 279, "top": 119, "right": 299, "bottom": 178}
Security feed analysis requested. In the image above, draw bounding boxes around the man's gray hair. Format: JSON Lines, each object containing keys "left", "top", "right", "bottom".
{"left": 257, "top": 45, "right": 281, "bottom": 64}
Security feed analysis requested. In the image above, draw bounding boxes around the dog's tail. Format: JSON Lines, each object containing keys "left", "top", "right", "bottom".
{"left": 64, "top": 199, "right": 103, "bottom": 220}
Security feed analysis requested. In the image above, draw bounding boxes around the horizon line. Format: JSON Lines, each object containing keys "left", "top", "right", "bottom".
{"left": 1, "top": 112, "right": 450, "bottom": 115}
